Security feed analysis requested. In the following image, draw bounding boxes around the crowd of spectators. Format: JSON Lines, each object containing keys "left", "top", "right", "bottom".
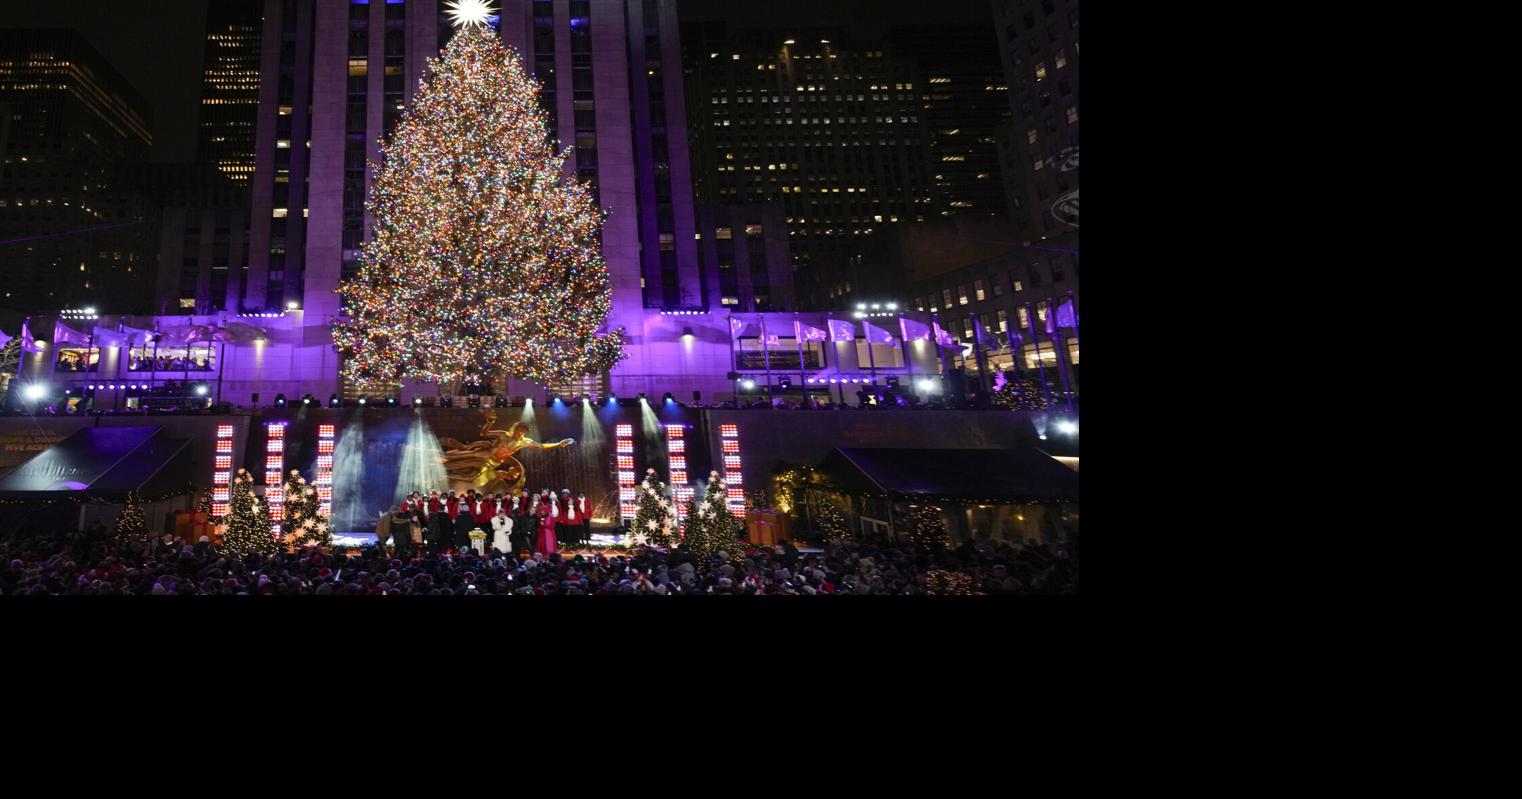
{"left": 2, "top": 524, "right": 1077, "bottom": 596}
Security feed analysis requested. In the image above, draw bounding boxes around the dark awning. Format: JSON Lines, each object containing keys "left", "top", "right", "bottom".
{"left": 0, "top": 426, "right": 191, "bottom": 502}
{"left": 814, "top": 447, "right": 1079, "bottom": 504}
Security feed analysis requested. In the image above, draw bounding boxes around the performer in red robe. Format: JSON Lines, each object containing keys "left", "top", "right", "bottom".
{"left": 474, "top": 494, "right": 495, "bottom": 526}
{"left": 536, "top": 499, "right": 558, "bottom": 555}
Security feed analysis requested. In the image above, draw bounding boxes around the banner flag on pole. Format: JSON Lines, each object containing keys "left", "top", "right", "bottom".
{"left": 827, "top": 319, "right": 856, "bottom": 342}
{"left": 899, "top": 317, "right": 932, "bottom": 342}
{"left": 862, "top": 320, "right": 897, "bottom": 346}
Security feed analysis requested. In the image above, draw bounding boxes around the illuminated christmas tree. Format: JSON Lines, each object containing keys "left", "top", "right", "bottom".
{"left": 222, "top": 469, "right": 279, "bottom": 556}
{"left": 630, "top": 469, "right": 675, "bottom": 548}
{"left": 112, "top": 490, "right": 148, "bottom": 545}
{"left": 280, "top": 470, "right": 333, "bottom": 549}
{"left": 991, "top": 370, "right": 1049, "bottom": 411}
{"left": 333, "top": 21, "right": 623, "bottom": 393}
{"left": 682, "top": 471, "right": 743, "bottom": 560}
{"left": 813, "top": 495, "right": 852, "bottom": 542}
{"left": 906, "top": 504, "right": 949, "bottom": 551}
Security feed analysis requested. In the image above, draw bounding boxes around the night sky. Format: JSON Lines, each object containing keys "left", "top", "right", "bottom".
{"left": 0, "top": 0, "right": 991, "bottom": 162}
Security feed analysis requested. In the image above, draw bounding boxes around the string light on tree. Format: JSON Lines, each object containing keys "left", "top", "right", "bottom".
{"left": 333, "top": 24, "right": 624, "bottom": 393}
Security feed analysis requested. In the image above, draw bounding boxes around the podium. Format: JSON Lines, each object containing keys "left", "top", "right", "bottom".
{"left": 745, "top": 510, "right": 790, "bottom": 547}
{"left": 173, "top": 511, "right": 213, "bottom": 544}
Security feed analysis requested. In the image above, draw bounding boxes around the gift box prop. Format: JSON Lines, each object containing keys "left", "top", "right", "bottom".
{"left": 174, "top": 510, "right": 213, "bottom": 544}
{"left": 745, "top": 509, "right": 790, "bottom": 547}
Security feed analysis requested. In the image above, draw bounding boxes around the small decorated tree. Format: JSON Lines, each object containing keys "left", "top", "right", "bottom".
{"left": 222, "top": 469, "right": 279, "bottom": 555}
{"left": 906, "top": 504, "right": 949, "bottom": 551}
{"left": 112, "top": 490, "right": 149, "bottom": 545}
{"left": 813, "top": 494, "right": 852, "bottom": 542}
{"left": 629, "top": 468, "right": 676, "bottom": 548}
{"left": 195, "top": 486, "right": 217, "bottom": 521}
{"left": 280, "top": 470, "right": 334, "bottom": 549}
{"left": 991, "top": 370, "right": 1048, "bottom": 411}
{"left": 683, "top": 471, "right": 744, "bottom": 560}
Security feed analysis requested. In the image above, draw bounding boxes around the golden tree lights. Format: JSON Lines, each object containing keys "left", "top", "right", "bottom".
{"left": 332, "top": 26, "right": 624, "bottom": 392}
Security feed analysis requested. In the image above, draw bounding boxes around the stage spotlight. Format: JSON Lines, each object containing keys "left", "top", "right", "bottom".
{"left": 1056, "top": 420, "right": 1078, "bottom": 436}
{"left": 1038, "top": 433, "right": 1048, "bottom": 440}
{"left": 330, "top": 394, "right": 340, "bottom": 407}
{"left": 607, "top": 394, "right": 617, "bottom": 405}
{"left": 414, "top": 396, "right": 423, "bottom": 406}
{"left": 681, "top": 327, "right": 695, "bottom": 342}
{"left": 638, "top": 393, "right": 647, "bottom": 403}
{"left": 194, "top": 385, "right": 209, "bottom": 397}
{"left": 495, "top": 396, "right": 508, "bottom": 407}
{"left": 303, "top": 397, "right": 311, "bottom": 406}
{"left": 87, "top": 385, "right": 95, "bottom": 390}
{"left": 274, "top": 393, "right": 287, "bottom": 407}
{"left": 23, "top": 384, "right": 46, "bottom": 401}
{"left": 358, "top": 397, "right": 367, "bottom": 406}
{"left": 663, "top": 392, "right": 675, "bottom": 405}
{"left": 387, "top": 397, "right": 397, "bottom": 406}
{"left": 740, "top": 379, "right": 756, "bottom": 390}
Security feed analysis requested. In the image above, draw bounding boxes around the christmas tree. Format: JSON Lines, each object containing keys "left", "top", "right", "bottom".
{"left": 280, "top": 470, "right": 334, "bottom": 549}
{"left": 221, "top": 469, "right": 279, "bottom": 556}
{"left": 814, "top": 495, "right": 852, "bottom": 542}
{"left": 629, "top": 468, "right": 675, "bottom": 548}
{"left": 112, "top": 490, "right": 148, "bottom": 545}
{"left": 196, "top": 487, "right": 215, "bottom": 519}
{"left": 906, "top": 504, "right": 949, "bottom": 551}
{"left": 332, "top": 21, "right": 624, "bottom": 393}
{"left": 991, "top": 370, "right": 1049, "bottom": 411}
{"left": 682, "top": 471, "right": 744, "bottom": 560}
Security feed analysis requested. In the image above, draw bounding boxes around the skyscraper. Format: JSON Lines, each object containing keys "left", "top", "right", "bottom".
{"left": 0, "top": 29, "right": 157, "bottom": 313}
{"left": 680, "top": 27, "right": 938, "bottom": 310}
{"left": 885, "top": 26, "right": 1009, "bottom": 219}
{"left": 197, "top": 0, "right": 265, "bottom": 184}
{"left": 991, "top": 0, "right": 1079, "bottom": 237}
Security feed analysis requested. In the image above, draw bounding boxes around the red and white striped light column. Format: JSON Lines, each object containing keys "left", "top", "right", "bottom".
{"left": 616, "top": 424, "right": 635, "bottom": 522}
{"left": 264, "top": 423, "right": 286, "bottom": 533}
{"left": 315, "top": 423, "right": 335, "bottom": 515}
{"left": 212, "top": 424, "right": 234, "bottom": 517}
{"left": 720, "top": 423, "right": 744, "bottom": 517}
{"left": 666, "top": 424, "right": 693, "bottom": 525}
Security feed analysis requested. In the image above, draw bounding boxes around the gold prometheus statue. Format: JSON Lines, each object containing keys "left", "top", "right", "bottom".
{"left": 438, "top": 410, "right": 575, "bottom": 496}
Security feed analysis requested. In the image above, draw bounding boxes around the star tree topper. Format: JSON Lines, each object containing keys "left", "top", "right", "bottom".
{"left": 445, "top": 0, "right": 498, "bottom": 28}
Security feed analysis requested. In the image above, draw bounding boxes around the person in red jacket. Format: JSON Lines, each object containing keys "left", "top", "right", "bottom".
{"left": 446, "top": 491, "right": 461, "bottom": 523}
{"left": 427, "top": 490, "right": 443, "bottom": 516}
{"left": 474, "top": 493, "right": 495, "bottom": 526}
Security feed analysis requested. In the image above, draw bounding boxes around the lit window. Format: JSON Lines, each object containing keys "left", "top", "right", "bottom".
{"left": 1066, "top": 106, "right": 1079, "bottom": 124}
{"left": 349, "top": 59, "right": 368, "bottom": 77}
{"left": 272, "top": 208, "right": 288, "bottom": 218}
{"left": 997, "top": 310, "right": 1009, "bottom": 332}
{"left": 1012, "top": 278, "right": 1024, "bottom": 293}
{"left": 1016, "top": 307, "right": 1030, "bottom": 329}
{"left": 974, "top": 280, "right": 985, "bottom": 301}
{"left": 1056, "top": 50, "right": 1068, "bottom": 69}
{"left": 958, "top": 285, "right": 969, "bottom": 305}
{"left": 1027, "top": 128, "right": 1037, "bottom": 144}
{"left": 716, "top": 227, "right": 732, "bottom": 240}
{"left": 276, "top": 140, "right": 291, "bottom": 149}
{"left": 941, "top": 289, "right": 952, "bottom": 309}
{"left": 1034, "top": 63, "right": 1047, "bottom": 81}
